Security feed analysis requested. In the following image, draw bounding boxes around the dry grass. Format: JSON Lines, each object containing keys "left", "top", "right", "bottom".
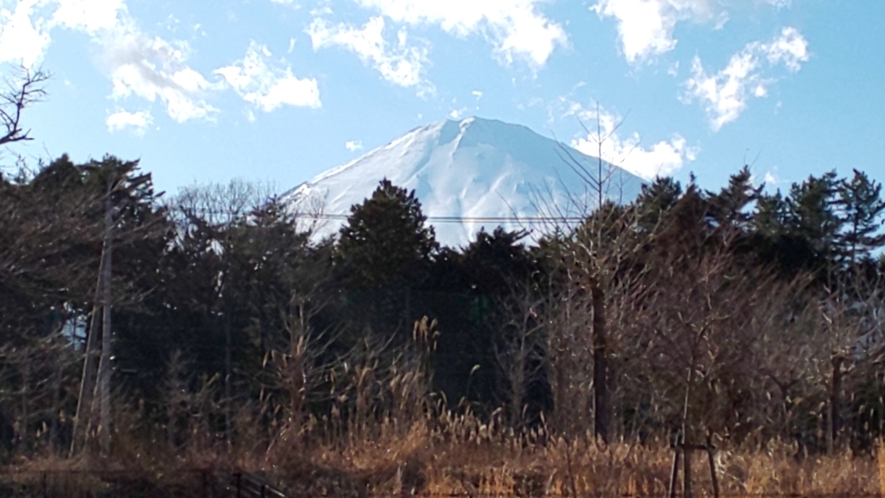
{"left": 235, "top": 414, "right": 881, "bottom": 496}
{"left": 4, "top": 378, "right": 883, "bottom": 498}
{"left": 2, "top": 411, "right": 882, "bottom": 497}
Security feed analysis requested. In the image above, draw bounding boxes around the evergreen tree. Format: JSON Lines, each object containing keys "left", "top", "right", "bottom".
{"left": 634, "top": 176, "right": 682, "bottom": 231}
{"left": 786, "top": 171, "right": 842, "bottom": 258}
{"left": 706, "top": 166, "right": 762, "bottom": 229}
{"left": 336, "top": 179, "right": 437, "bottom": 290}
{"left": 836, "top": 169, "right": 885, "bottom": 268}
{"left": 752, "top": 190, "right": 790, "bottom": 238}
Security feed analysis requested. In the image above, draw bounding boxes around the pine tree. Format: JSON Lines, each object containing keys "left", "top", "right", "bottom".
{"left": 634, "top": 176, "right": 682, "bottom": 231}
{"left": 786, "top": 171, "right": 842, "bottom": 260}
{"left": 706, "top": 166, "right": 762, "bottom": 229}
{"left": 836, "top": 169, "right": 885, "bottom": 268}
{"left": 336, "top": 179, "right": 437, "bottom": 290}
{"left": 752, "top": 190, "right": 789, "bottom": 238}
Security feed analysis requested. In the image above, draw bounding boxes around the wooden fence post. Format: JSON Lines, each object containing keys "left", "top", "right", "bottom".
{"left": 706, "top": 433, "right": 719, "bottom": 498}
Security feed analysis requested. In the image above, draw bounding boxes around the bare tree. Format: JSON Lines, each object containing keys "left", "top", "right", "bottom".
{"left": 535, "top": 106, "right": 646, "bottom": 442}
{"left": 541, "top": 202, "right": 648, "bottom": 440}
{"left": 494, "top": 281, "right": 547, "bottom": 430}
{"left": 0, "top": 66, "right": 48, "bottom": 148}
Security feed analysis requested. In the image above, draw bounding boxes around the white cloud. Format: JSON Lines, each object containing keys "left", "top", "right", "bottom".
{"left": 307, "top": 16, "right": 431, "bottom": 92}
{"left": 449, "top": 107, "right": 468, "bottom": 119}
{"left": 592, "top": 0, "right": 716, "bottom": 63}
{"left": 345, "top": 140, "right": 363, "bottom": 151}
{"left": 353, "top": 0, "right": 566, "bottom": 67}
{"left": 0, "top": 0, "right": 228, "bottom": 123}
{"left": 761, "top": 26, "right": 808, "bottom": 71}
{"left": 592, "top": 0, "right": 799, "bottom": 64}
{"left": 0, "top": 0, "right": 125, "bottom": 67}
{"left": 101, "top": 18, "right": 220, "bottom": 122}
{"left": 0, "top": 0, "right": 52, "bottom": 68}
{"left": 53, "top": 0, "right": 123, "bottom": 33}
{"left": 216, "top": 41, "right": 321, "bottom": 111}
{"left": 106, "top": 108, "right": 152, "bottom": 135}
{"left": 683, "top": 27, "right": 809, "bottom": 131}
{"left": 567, "top": 103, "right": 698, "bottom": 179}
{"left": 471, "top": 90, "right": 483, "bottom": 99}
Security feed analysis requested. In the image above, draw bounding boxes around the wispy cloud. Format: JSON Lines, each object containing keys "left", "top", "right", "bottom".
{"left": 354, "top": 0, "right": 567, "bottom": 67}
{"left": 566, "top": 102, "right": 699, "bottom": 179}
{"left": 682, "top": 27, "right": 809, "bottom": 131}
{"left": 307, "top": 16, "right": 432, "bottom": 93}
{"left": 0, "top": 0, "right": 223, "bottom": 122}
{"left": 53, "top": 0, "right": 124, "bottom": 33}
{"left": 216, "top": 41, "right": 321, "bottom": 111}
{"left": 591, "top": 0, "right": 795, "bottom": 64}
{"left": 106, "top": 108, "right": 152, "bottom": 135}
{"left": 101, "top": 16, "right": 221, "bottom": 123}
{"left": 0, "top": 0, "right": 52, "bottom": 68}
{"left": 591, "top": 0, "right": 717, "bottom": 63}
{"left": 345, "top": 140, "right": 363, "bottom": 151}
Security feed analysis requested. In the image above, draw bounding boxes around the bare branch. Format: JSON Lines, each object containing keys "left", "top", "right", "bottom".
{"left": 0, "top": 66, "right": 49, "bottom": 147}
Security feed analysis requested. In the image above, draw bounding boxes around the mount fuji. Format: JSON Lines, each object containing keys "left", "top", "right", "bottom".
{"left": 283, "top": 117, "right": 646, "bottom": 248}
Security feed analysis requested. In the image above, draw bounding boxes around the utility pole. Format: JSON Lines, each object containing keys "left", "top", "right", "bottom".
{"left": 70, "top": 267, "right": 104, "bottom": 456}
{"left": 94, "top": 176, "right": 115, "bottom": 456}
{"left": 70, "top": 178, "right": 115, "bottom": 456}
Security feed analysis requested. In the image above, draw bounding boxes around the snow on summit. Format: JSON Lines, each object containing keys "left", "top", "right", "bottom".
{"left": 283, "top": 117, "right": 646, "bottom": 248}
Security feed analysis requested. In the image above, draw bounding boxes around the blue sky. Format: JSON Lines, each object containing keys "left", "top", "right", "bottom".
{"left": 1, "top": 0, "right": 883, "bottom": 199}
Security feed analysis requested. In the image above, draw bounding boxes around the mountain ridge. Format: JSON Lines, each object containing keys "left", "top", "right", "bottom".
{"left": 283, "top": 116, "right": 645, "bottom": 247}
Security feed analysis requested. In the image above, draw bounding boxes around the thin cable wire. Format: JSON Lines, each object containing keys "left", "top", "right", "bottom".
{"left": 175, "top": 208, "right": 590, "bottom": 224}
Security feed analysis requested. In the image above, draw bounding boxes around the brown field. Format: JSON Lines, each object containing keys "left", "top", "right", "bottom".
{"left": 3, "top": 413, "right": 882, "bottom": 497}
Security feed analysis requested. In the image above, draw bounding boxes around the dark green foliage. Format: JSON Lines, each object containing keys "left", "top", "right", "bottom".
{"left": 5, "top": 156, "right": 885, "bottom": 456}
{"left": 837, "top": 169, "right": 885, "bottom": 267}
{"left": 0, "top": 155, "right": 169, "bottom": 455}
{"left": 706, "top": 166, "right": 762, "bottom": 228}
{"left": 786, "top": 171, "right": 842, "bottom": 260}
{"left": 634, "top": 175, "right": 682, "bottom": 231}
{"left": 336, "top": 179, "right": 437, "bottom": 290}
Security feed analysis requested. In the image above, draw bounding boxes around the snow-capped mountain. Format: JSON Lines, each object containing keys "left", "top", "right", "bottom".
{"left": 283, "top": 117, "right": 645, "bottom": 248}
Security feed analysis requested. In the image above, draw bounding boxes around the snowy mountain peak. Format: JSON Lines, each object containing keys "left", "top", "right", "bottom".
{"left": 283, "top": 116, "right": 645, "bottom": 248}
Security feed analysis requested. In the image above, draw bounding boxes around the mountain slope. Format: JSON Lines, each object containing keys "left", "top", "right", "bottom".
{"left": 283, "top": 117, "right": 645, "bottom": 248}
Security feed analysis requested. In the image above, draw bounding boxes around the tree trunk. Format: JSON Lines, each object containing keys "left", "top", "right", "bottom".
{"left": 590, "top": 279, "right": 610, "bottom": 443}
{"left": 827, "top": 354, "right": 843, "bottom": 454}
{"left": 682, "top": 441, "right": 693, "bottom": 498}
{"left": 70, "top": 250, "right": 107, "bottom": 456}
{"left": 224, "top": 301, "right": 232, "bottom": 444}
{"left": 95, "top": 189, "right": 114, "bottom": 457}
{"left": 19, "top": 357, "right": 30, "bottom": 452}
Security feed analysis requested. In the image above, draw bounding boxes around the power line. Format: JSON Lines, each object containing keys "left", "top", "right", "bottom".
{"left": 174, "top": 208, "right": 590, "bottom": 224}
{"left": 297, "top": 213, "right": 586, "bottom": 224}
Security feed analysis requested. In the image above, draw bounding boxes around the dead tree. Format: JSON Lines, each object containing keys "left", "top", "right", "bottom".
{"left": 0, "top": 66, "right": 48, "bottom": 147}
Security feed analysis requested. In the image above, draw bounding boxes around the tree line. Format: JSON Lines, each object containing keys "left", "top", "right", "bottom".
{"left": 2, "top": 152, "right": 885, "bottom": 460}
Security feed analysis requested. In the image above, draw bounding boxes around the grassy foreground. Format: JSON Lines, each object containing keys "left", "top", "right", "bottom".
{"left": 2, "top": 414, "right": 882, "bottom": 497}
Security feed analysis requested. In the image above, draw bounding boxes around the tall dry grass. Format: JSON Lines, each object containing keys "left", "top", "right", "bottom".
{"left": 8, "top": 399, "right": 879, "bottom": 497}
{"left": 3, "top": 316, "right": 881, "bottom": 497}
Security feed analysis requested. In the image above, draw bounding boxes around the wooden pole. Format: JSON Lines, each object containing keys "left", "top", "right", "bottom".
{"left": 591, "top": 279, "right": 610, "bottom": 444}
{"left": 667, "top": 439, "right": 680, "bottom": 498}
{"left": 94, "top": 179, "right": 114, "bottom": 456}
{"left": 828, "top": 354, "right": 843, "bottom": 455}
{"left": 70, "top": 232, "right": 107, "bottom": 456}
{"left": 706, "top": 433, "right": 720, "bottom": 498}
{"left": 682, "top": 436, "right": 693, "bottom": 498}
